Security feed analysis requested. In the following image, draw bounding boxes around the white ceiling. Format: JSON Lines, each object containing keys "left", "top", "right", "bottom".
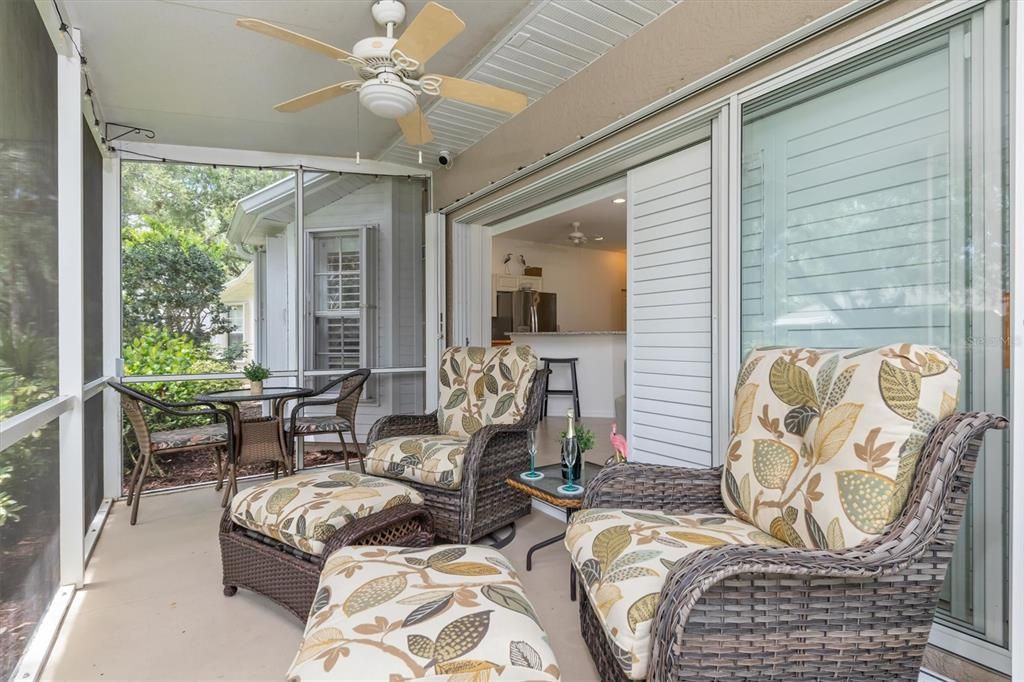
{"left": 378, "top": 0, "right": 679, "bottom": 167}
{"left": 501, "top": 193, "right": 627, "bottom": 251}
{"left": 64, "top": 0, "right": 530, "bottom": 159}
{"left": 65, "top": 0, "right": 676, "bottom": 167}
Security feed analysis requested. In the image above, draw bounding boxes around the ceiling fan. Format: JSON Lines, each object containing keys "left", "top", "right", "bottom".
{"left": 567, "top": 221, "right": 603, "bottom": 247}
{"left": 236, "top": 0, "right": 529, "bottom": 146}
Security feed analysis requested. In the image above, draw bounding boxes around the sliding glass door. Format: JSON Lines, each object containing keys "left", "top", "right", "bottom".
{"left": 739, "top": 11, "right": 1008, "bottom": 661}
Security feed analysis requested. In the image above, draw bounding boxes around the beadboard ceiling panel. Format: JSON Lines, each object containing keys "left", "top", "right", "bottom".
{"left": 380, "top": 0, "right": 678, "bottom": 167}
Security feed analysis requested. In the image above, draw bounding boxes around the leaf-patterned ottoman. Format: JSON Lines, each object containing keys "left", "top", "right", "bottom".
{"left": 219, "top": 466, "right": 434, "bottom": 620}
{"left": 287, "top": 545, "right": 560, "bottom": 682}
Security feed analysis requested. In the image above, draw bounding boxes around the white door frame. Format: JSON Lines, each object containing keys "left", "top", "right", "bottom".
{"left": 424, "top": 212, "right": 446, "bottom": 410}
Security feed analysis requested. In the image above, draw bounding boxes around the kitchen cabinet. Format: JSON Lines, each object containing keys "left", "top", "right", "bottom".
{"left": 491, "top": 275, "right": 543, "bottom": 315}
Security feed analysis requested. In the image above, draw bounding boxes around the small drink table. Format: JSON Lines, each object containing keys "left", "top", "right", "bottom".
{"left": 506, "top": 460, "right": 603, "bottom": 601}
{"left": 197, "top": 386, "right": 312, "bottom": 505}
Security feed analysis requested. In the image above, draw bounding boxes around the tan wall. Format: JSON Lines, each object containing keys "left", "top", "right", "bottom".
{"left": 438, "top": 0, "right": 931, "bottom": 213}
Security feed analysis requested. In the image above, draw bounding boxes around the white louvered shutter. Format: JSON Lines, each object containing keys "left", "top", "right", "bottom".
{"left": 627, "top": 140, "right": 714, "bottom": 467}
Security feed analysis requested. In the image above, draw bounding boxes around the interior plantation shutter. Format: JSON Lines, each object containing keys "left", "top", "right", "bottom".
{"left": 627, "top": 139, "right": 714, "bottom": 467}
{"left": 742, "top": 37, "right": 955, "bottom": 351}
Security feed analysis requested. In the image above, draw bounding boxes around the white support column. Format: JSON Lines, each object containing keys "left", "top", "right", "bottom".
{"left": 295, "top": 169, "right": 305, "bottom": 469}
{"left": 57, "top": 27, "right": 85, "bottom": 587}
{"left": 1009, "top": 1, "right": 1023, "bottom": 678}
{"left": 102, "top": 154, "right": 122, "bottom": 499}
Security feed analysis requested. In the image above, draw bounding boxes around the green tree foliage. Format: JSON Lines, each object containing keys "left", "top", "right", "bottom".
{"left": 121, "top": 162, "right": 288, "bottom": 277}
{"left": 122, "top": 220, "right": 236, "bottom": 345}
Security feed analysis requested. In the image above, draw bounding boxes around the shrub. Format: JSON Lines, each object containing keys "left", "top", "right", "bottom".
{"left": 120, "top": 327, "right": 240, "bottom": 469}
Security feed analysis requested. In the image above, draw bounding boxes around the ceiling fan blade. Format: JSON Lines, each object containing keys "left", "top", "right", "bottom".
{"left": 397, "top": 105, "right": 433, "bottom": 146}
{"left": 428, "top": 75, "right": 528, "bottom": 114}
{"left": 236, "top": 18, "right": 365, "bottom": 66}
{"left": 274, "top": 81, "right": 361, "bottom": 113}
{"left": 390, "top": 2, "right": 465, "bottom": 71}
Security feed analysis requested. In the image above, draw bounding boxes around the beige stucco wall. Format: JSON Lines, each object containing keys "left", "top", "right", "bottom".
{"left": 438, "top": 0, "right": 931, "bottom": 214}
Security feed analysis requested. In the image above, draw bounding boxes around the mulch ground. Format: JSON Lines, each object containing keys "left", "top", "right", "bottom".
{"left": 0, "top": 509, "right": 58, "bottom": 678}
{"left": 124, "top": 446, "right": 364, "bottom": 494}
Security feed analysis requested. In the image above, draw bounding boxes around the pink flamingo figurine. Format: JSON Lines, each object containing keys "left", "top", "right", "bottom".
{"left": 608, "top": 423, "right": 629, "bottom": 465}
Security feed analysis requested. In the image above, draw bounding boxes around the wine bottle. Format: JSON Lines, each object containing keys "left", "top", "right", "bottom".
{"left": 561, "top": 409, "right": 582, "bottom": 482}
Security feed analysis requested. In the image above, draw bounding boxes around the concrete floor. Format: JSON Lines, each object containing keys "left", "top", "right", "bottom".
{"left": 42, "top": 418, "right": 609, "bottom": 681}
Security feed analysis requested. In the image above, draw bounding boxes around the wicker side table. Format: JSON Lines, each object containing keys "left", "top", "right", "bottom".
{"left": 197, "top": 386, "right": 312, "bottom": 505}
{"left": 506, "top": 460, "right": 603, "bottom": 601}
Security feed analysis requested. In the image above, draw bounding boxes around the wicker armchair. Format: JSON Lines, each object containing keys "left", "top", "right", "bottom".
{"left": 366, "top": 346, "right": 548, "bottom": 544}
{"left": 569, "top": 345, "right": 1007, "bottom": 681}
{"left": 285, "top": 368, "right": 370, "bottom": 471}
{"left": 580, "top": 412, "right": 1006, "bottom": 680}
{"left": 108, "top": 381, "right": 234, "bottom": 525}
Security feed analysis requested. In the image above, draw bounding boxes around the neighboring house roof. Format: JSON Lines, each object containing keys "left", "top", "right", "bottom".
{"left": 226, "top": 172, "right": 377, "bottom": 247}
{"left": 220, "top": 261, "right": 254, "bottom": 306}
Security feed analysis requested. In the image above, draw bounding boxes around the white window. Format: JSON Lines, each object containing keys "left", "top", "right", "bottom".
{"left": 226, "top": 304, "right": 244, "bottom": 350}
{"left": 307, "top": 228, "right": 377, "bottom": 389}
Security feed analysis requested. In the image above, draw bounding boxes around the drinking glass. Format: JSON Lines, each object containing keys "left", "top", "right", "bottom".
{"left": 521, "top": 428, "right": 544, "bottom": 480}
{"left": 559, "top": 438, "right": 581, "bottom": 494}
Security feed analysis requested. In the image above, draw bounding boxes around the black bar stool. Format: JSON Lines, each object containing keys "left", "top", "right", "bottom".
{"left": 540, "top": 357, "right": 581, "bottom": 419}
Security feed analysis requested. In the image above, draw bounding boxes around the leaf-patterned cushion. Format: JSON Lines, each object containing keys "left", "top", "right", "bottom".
{"left": 564, "top": 509, "right": 782, "bottom": 680}
{"left": 286, "top": 545, "right": 560, "bottom": 682}
{"left": 230, "top": 467, "right": 424, "bottom": 556}
{"left": 721, "top": 344, "right": 960, "bottom": 550}
{"left": 150, "top": 423, "right": 227, "bottom": 451}
{"left": 365, "top": 436, "right": 470, "bottom": 490}
{"left": 285, "top": 416, "right": 352, "bottom": 434}
{"left": 436, "top": 345, "right": 538, "bottom": 438}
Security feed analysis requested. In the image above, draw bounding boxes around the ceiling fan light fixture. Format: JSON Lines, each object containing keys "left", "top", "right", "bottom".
{"left": 359, "top": 79, "right": 417, "bottom": 119}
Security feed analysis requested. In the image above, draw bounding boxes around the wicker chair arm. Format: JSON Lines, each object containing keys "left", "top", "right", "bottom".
{"left": 583, "top": 463, "right": 729, "bottom": 515}
{"left": 319, "top": 503, "right": 434, "bottom": 568}
{"left": 367, "top": 412, "right": 440, "bottom": 444}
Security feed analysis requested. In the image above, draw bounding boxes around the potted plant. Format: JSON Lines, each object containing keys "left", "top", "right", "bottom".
{"left": 242, "top": 360, "right": 271, "bottom": 395}
{"left": 561, "top": 423, "right": 594, "bottom": 481}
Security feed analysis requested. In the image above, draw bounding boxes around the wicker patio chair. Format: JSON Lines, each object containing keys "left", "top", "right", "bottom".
{"left": 108, "top": 381, "right": 234, "bottom": 525}
{"left": 284, "top": 368, "right": 370, "bottom": 471}
{"left": 365, "top": 345, "right": 547, "bottom": 544}
{"left": 567, "top": 345, "right": 1008, "bottom": 680}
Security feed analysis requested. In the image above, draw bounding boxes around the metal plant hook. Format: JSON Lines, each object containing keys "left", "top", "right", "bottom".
{"left": 104, "top": 122, "right": 157, "bottom": 144}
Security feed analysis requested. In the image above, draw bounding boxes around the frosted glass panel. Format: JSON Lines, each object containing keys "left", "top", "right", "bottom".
{"left": 742, "top": 42, "right": 954, "bottom": 353}
{"left": 740, "top": 27, "right": 1008, "bottom": 649}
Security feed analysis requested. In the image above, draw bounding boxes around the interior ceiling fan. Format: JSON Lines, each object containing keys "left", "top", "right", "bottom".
{"left": 567, "top": 221, "right": 603, "bottom": 246}
{"left": 237, "top": 0, "right": 529, "bottom": 147}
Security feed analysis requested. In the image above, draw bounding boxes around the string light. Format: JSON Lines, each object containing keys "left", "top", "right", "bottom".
{"left": 113, "top": 148, "right": 428, "bottom": 179}
{"left": 53, "top": 0, "right": 116, "bottom": 152}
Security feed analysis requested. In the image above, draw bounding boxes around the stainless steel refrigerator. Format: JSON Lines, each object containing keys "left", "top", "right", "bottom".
{"left": 495, "top": 290, "right": 557, "bottom": 333}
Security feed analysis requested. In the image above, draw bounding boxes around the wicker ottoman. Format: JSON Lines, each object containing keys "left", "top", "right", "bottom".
{"left": 286, "top": 544, "right": 560, "bottom": 681}
{"left": 219, "top": 467, "right": 433, "bottom": 620}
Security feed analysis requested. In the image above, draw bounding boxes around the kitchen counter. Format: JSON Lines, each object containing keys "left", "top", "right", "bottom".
{"left": 508, "top": 331, "right": 626, "bottom": 420}
{"left": 505, "top": 331, "right": 626, "bottom": 336}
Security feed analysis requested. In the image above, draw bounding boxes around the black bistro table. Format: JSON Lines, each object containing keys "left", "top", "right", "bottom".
{"left": 197, "top": 386, "right": 311, "bottom": 504}
{"left": 506, "top": 460, "right": 603, "bottom": 601}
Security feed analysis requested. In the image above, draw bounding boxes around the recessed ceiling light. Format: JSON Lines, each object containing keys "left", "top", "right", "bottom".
{"left": 593, "top": 236, "right": 605, "bottom": 241}
{"left": 612, "top": 198, "right": 625, "bottom": 204}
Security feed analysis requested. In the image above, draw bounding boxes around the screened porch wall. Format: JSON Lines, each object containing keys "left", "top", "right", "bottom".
{"left": 297, "top": 175, "right": 427, "bottom": 446}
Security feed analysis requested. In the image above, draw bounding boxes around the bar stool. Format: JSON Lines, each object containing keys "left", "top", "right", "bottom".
{"left": 540, "top": 357, "right": 581, "bottom": 419}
